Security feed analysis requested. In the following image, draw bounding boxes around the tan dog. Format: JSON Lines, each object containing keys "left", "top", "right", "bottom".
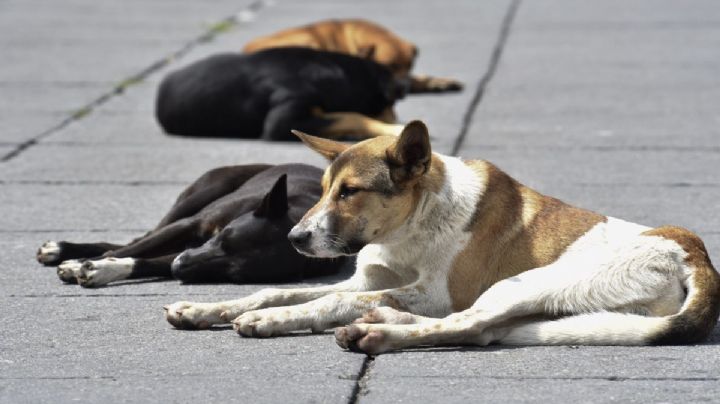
{"left": 243, "top": 19, "right": 463, "bottom": 94}
{"left": 165, "top": 121, "right": 720, "bottom": 354}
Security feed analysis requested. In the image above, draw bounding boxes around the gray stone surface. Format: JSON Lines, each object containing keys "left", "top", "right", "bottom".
{"left": 2, "top": 0, "right": 720, "bottom": 403}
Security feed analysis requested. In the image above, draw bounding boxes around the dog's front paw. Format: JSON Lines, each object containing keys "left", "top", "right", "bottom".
{"left": 57, "top": 259, "right": 83, "bottom": 283}
{"left": 164, "top": 301, "right": 221, "bottom": 330}
{"left": 37, "top": 241, "right": 62, "bottom": 266}
{"left": 232, "top": 309, "right": 297, "bottom": 338}
{"left": 76, "top": 257, "right": 134, "bottom": 288}
{"left": 232, "top": 310, "right": 274, "bottom": 337}
{"left": 334, "top": 324, "right": 390, "bottom": 355}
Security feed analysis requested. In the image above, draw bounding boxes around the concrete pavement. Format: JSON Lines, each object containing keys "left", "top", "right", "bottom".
{"left": 1, "top": 0, "right": 719, "bottom": 402}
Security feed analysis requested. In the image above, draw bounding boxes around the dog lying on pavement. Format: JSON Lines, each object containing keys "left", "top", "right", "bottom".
{"left": 164, "top": 121, "right": 720, "bottom": 354}
{"left": 156, "top": 47, "right": 406, "bottom": 140}
{"left": 243, "top": 18, "right": 463, "bottom": 94}
{"left": 37, "top": 164, "right": 343, "bottom": 287}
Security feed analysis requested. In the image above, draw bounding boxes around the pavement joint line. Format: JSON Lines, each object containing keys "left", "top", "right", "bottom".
{"left": 7, "top": 180, "right": 720, "bottom": 188}
{"left": 0, "top": 180, "right": 187, "bottom": 186}
{"left": 0, "top": 0, "right": 268, "bottom": 164}
{"left": 379, "top": 375, "right": 720, "bottom": 382}
{"left": 465, "top": 144, "right": 720, "bottom": 153}
{"left": 0, "top": 229, "right": 148, "bottom": 233}
{"left": 348, "top": 356, "right": 374, "bottom": 404}
{"left": 9, "top": 292, "right": 233, "bottom": 298}
{"left": 450, "top": 0, "right": 521, "bottom": 156}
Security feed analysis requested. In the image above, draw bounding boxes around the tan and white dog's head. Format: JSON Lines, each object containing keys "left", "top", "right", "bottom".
{"left": 288, "top": 121, "right": 441, "bottom": 258}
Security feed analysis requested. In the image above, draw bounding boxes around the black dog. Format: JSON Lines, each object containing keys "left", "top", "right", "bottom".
{"left": 36, "top": 164, "right": 343, "bottom": 287}
{"left": 156, "top": 47, "right": 406, "bottom": 140}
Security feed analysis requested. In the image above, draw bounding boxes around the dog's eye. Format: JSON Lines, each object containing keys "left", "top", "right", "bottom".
{"left": 339, "top": 185, "right": 360, "bottom": 200}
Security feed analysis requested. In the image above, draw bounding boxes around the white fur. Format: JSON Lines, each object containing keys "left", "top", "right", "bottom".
{"left": 77, "top": 257, "right": 135, "bottom": 288}
{"left": 57, "top": 259, "right": 83, "bottom": 282}
{"left": 37, "top": 241, "right": 60, "bottom": 264}
{"left": 164, "top": 151, "right": 699, "bottom": 352}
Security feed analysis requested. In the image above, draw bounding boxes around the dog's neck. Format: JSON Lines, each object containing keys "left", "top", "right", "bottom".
{"left": 360, "top": 153, "right": 484, "bottom": 269}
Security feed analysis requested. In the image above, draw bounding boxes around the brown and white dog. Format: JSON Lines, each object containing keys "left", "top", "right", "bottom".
{"left": 243, "top": 19, "right": 463, "bottom": 94}
{"left": 164, "top": 121, "right": 720, "bottom": 354}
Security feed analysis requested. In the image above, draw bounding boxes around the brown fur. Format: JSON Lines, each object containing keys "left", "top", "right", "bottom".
{"left": 643, "top": 226, "right": 720, "bottom": 343}
{"left": 447, "top": 161, "right": 606, "bottom": 311}
{"left": 294, "top": 125, "right": 444, "bottom": 250}
{"left": 243, "top": 19, "right": 417, "bottom": 79}
{"left": 318, "top": 111, "right": 404, "bottom": 139}
{"left": 243, "top": 19, "right": 462, "bottom": 94}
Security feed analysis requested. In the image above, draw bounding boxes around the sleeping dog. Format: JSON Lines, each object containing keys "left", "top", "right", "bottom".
{"left": 164, "top": 121, "right": 720, "bottom": 353}
{"left": 243, "top": 19, "right": 463, "bottom": 93}
{"left": 36, "top": 164, "right": 343, "bottom": 287}
{"left": 156, "top": 47, "right": 406, "bottom": 140}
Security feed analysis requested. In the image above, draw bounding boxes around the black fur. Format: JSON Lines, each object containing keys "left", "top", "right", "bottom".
{"left": 156, "top": 47, "right": 404, "bottom": 140}
{"left": 38, "top": 164, "right": 343, "bottom": 286}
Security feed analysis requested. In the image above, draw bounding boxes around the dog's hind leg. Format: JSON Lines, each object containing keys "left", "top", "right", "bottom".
{"left": 336, "top": 233, "right": 691, "bottom": 354}
{"left": 409, "top": 74, "right": 463, "bottom": 93}
{"left": 154, "top": 165, "right": 271, "bottom": 228}
{"left": 108, "top": 218, "right": 201, "bottom": 259}
{"left": 37, "top": 241, "right": 122, "bottom": 266}
{"left": 315, "top": 111, "right": 404, "bottom": 139}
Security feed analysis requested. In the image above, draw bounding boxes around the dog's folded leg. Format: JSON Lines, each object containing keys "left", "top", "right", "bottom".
{"left": 164, "top": 278, "right": 364, "bottom": 330}
{"left": 316, "top": 111, "right": 404, "bottom": 139}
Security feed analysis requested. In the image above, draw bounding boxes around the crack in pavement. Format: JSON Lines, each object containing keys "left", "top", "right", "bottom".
{"left": 348, "top": 356, "right": 374, "bottom": 404}
{"left": 0, "top": 0, "right": 268, "bottom": 163}
{"left": 450, "top": 0, "right": 521, "bottom": 156}
{"left": 353, "top": 1, "right": 523, "bottom": 400}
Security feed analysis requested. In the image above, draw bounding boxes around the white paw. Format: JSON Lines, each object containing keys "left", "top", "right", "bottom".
{"left": 57, "top": 259, "right": 83, "bottom": 283}
{"left": 334, "top": 324, "right": 391, "bottom": 355}
{"left": 76, "top": 257, "right": 134, "bottom": 288}
{"left": 164, "top": 301, "right": 221, "bottom": 330}
{"left": 37, "top": 241, "right": 61, "bottom": 265}
{"left": 232, "top": 309, "right": 295, "bottom": 337}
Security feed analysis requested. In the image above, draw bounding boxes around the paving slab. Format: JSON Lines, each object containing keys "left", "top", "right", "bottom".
{"left": 465, "top": 0, "right": 720, "bottom": 150}
{"left": 0, "top": 142, "right": 327, "bottom": 183}
{"left": 0, "top": 184, "right": 183, "bottom": 232}
{"left": 0, "top": 226, "right": 358, "bottom": 403}
{"left": 77, "top": 0, "right": 512, "bottom": 154}
{"left": 0, "top": 292, "right": 359, "bottom": 404}
{"left": 4, "top": 0, "right": 720, "bottom": 403}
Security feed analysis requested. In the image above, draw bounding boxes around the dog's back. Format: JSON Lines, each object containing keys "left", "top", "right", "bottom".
{"left": 243, "top": 19, "right": 417, "bottom": 78}
{"left": 155, "top": 48, "right": 399, "bottom": 139}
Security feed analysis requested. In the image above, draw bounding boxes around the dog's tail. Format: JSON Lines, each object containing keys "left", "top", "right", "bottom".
{"left": 501, "top": 227, "right": 720, "bottom": 346}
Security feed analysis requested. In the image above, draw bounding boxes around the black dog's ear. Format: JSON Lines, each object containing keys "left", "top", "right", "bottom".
{"left": 254, "top": 174, "right": 288, "bottom": 218}
{"left": 292, "top": 129, "right": 349, "bottom": 162}
{"left": 386, "top": 120, "right": 432, "bottom": 183}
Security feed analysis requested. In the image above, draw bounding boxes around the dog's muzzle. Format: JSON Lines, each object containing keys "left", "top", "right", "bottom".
{"left": 288, "top": 228, "right": 314, "bottom": 255}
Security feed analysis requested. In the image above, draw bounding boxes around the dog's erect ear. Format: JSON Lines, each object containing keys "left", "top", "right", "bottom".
{"left": 254, "top": 174, "right": 288, "bottom": 218}
{"left": 291, "top": 130, "right": 349, "bottom": 162}
{"left": 357, "top": 44, "right": 376, "bottom": 60}
{"left": 386, "top": 120, "right": 432, "bottom": 183}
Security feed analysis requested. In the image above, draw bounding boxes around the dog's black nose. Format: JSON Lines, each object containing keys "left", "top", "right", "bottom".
{"left": 288, "top": 229, "right": 312, "bottom": 247}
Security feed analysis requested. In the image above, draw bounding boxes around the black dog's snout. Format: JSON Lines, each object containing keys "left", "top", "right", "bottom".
{"left": 288, "top": 229, "right": 312, "bottom": 247}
